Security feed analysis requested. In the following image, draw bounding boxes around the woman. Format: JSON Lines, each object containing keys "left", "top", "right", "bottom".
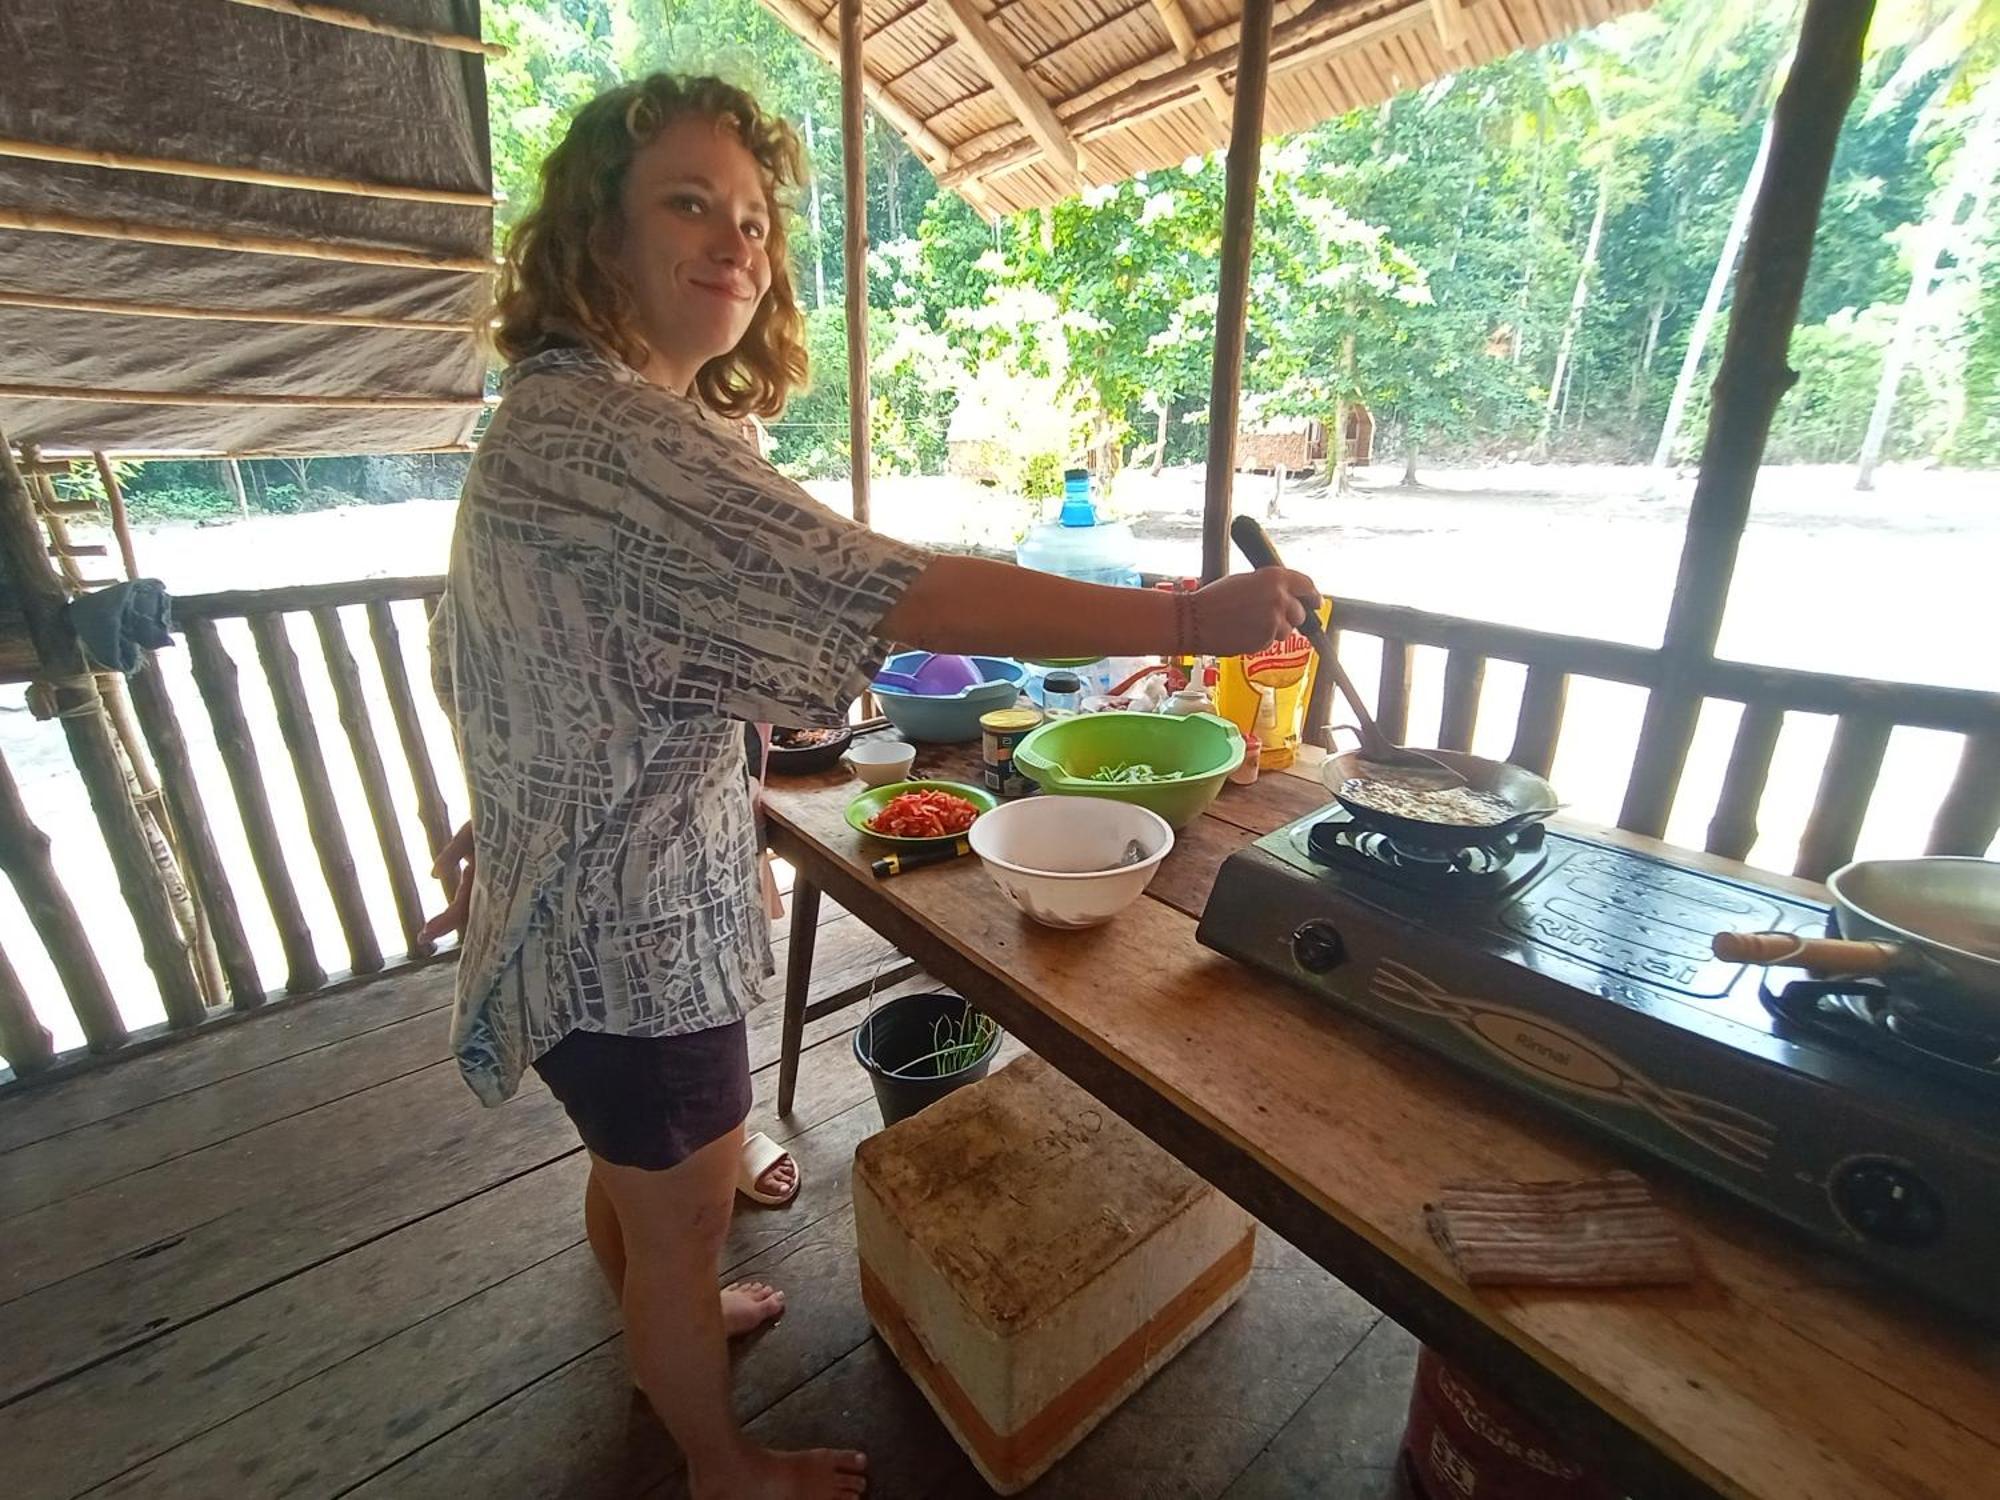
{"left": 429, "top": 74, "right": 1315, "bottom": 1500}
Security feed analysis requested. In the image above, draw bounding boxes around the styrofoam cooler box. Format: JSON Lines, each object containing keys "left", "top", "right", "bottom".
{"left": 852, "top": 1055, "right": 1255, "bottom": 1494}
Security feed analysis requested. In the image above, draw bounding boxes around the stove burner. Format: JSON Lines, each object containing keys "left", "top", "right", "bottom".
{"left": 1301, "top": 807, "right": 1547, "bottom": 899}
{"left": 1762, "top": 977, "right": 2000, "bottom": 1093}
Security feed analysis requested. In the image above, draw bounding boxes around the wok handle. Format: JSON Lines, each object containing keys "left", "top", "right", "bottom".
{"left": 1227, "top": 516, "right": 1386, "bottom": 755}
{"left": 1711, "top": 932, "right": 1904, "bottom": 973}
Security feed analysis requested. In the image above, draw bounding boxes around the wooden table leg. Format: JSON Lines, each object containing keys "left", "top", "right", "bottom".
{"left": 778, "top": 875, "right": 822, "bottom": 1117}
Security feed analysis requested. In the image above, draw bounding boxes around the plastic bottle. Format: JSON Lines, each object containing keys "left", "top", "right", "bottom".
{"left": 1164, "top": 675, "right": 1215, "bottom": 716}
{"left": 1015, "top": 470, "right": 1142, "bottom": 589}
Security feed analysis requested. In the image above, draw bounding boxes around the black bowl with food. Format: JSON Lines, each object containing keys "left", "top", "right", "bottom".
{"left": 766, "top": 724, "right": 855, "bottom": 775}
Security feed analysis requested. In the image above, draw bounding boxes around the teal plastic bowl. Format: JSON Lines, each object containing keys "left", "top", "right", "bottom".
{"left": 1013, "top": 712, "right": 1245, "bottom": 829}
{"left": 871, "top": 653, "right": 1027, "bottom": 743}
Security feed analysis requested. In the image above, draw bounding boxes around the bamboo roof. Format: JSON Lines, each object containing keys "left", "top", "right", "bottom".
{"left": 0, "top": 0, "right": 493, "bottom": 458}
{"left": 762, "top": 0, "right": 1649, "bottom": 216}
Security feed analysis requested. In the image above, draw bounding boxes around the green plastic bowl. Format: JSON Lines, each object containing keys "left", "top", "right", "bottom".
{"left": 1013, "top": 712, "right": 1245, "bottom": 829}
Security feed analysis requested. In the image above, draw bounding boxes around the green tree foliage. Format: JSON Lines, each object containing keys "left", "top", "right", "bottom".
{"left": 473, "top": 0, "right": 1995, "bottom": 484}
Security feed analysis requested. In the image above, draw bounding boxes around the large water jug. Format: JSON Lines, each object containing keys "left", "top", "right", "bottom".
{"left": 1014, "top": 469, "right": 1140, "bottom": 589}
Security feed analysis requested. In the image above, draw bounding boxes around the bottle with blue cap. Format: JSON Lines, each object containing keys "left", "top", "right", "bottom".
{"left": 1014, "top": 469, "right": 1144, "bottom": 701}
{"left": 1015, "top": 468, "right": 1141, "bottom": 589}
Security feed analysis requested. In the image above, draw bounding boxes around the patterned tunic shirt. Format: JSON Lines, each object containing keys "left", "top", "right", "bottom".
{"left": 430, "top": 346, "right": 929, "bottom": 1105}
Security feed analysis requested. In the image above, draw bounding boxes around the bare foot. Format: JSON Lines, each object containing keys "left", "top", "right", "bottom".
{"left": 721, "top": 1280, "right": 786, "bottom": 1336}
{"left": 691, "top": 1446, "right": 867, "bottom": 1499}
{"left": 753, "top": 1153, "right": 797, "bottom": 1202}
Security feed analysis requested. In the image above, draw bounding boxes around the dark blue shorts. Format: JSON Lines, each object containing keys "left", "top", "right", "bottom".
{"left": 530, "top": 1021, "right": 752, "bottom": 1171}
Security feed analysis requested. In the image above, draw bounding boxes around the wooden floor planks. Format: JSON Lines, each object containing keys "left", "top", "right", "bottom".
{"left": 5, "top": 954, "right": 1413, "bottom": 1500}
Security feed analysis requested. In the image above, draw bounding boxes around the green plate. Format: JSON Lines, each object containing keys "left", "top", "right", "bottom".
{"left": 1024, "top": 656, "right": 1103, "bottom": 669}
{"left": 844, "top": 780, "right": 997, "bottom": 846}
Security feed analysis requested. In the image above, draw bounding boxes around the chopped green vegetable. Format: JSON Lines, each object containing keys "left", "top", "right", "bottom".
{"left": 1089, "top": 762, "right": 1186, "bottom": 783}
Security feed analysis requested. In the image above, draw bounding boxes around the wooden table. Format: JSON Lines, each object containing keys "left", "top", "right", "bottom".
{"left": 761, "top": 741, "right": 2000, "bottom": 1500}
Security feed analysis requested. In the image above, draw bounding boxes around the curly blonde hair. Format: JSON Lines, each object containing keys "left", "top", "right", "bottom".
{"left": 491, "top": 74, "right": 809, "bottom": 420}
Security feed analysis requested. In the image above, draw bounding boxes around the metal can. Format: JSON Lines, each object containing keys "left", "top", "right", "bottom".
{"left": 980, "top": 707, "right": 1044, "bottom": 799}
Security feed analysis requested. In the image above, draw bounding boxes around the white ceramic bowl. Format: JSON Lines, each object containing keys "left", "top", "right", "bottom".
{"left": 842, "top": 739, "right": 918, "bottom": 787}
{"left": 967, "top": 795, "right": 1174, "bottom": 930}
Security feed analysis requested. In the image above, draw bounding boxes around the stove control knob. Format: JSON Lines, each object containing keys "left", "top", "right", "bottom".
{"left": 1290, "top": 919, "right": 1346, "bottom": 974}
{"left": 1829, "top": 1158, "right": 1944, "bottom": 1248}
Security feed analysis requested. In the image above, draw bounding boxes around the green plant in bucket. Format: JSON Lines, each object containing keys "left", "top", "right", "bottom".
{"left": 882, "top": 1001, "right": 999, "bottom": 1080}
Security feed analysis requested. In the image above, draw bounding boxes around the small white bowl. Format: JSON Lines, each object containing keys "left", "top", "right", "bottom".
{"left": 843, "top": 739, "right": 918, "bottom": 787}
{"left": 967, "top": 796, "right": 1174, "bottom": 929}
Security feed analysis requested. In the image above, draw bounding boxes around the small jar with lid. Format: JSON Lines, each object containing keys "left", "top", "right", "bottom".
{"left": 1040, "top": 670, "right": 1084, "bottom": 717}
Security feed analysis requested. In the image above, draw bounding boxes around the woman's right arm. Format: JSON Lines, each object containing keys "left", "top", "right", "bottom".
{"left": 877, "top": 554, "right": 1319, "bottom": 661}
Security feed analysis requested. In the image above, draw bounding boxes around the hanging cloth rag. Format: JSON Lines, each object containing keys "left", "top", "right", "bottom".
{"left": 64, "top": 578, "right": 173, "bottom": 674}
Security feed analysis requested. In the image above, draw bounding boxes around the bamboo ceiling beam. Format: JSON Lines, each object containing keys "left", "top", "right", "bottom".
{"left": 219, "top": 0, "right": 507, "bottom": 57}
{"left": 1148, "top": 0, "right": 1234, "bottom": 147}
{"left": 926, "top": 0, "right": 1088, "bottom": 188}
{"left": 0, "top": 206, "right": 492, "bottom": 273}
{"left": 0, "top": 383, "right": 484, "bottom": 410}
{"left": 1429, "top": 0, "right": 1467, "bottom": 51}
{"left": 874, "top": 0, "right": 1155, "bottom": 121}
{"left": 940, "top": 0, "right": 1317, "bottom": 164}
{"left": 0, "top": 289, "right": 475, "bottom": 333}
{"left": 939, "top": 0, "right": 1413, "bottom": 188}
{"left": 760, "top": 0, "right": 957, "bottom": 165}
{"left": 0, "top": 138, "right": 494, "bottom": 207}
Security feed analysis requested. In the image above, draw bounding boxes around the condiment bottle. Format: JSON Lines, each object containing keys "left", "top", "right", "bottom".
{"left": 1041, "top": 669, "right": 1083, "bottom": 717}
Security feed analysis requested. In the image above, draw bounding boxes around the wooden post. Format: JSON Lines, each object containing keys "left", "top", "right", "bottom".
{"left": 1928, "top": 730, "right": 2000, "bottom": 857}
{"left": 1705, "top": 703, "right": 1785, "bottom": 862}
{"left": 840, "top": 0, "right": 872, "bottom": 528}
{"left": 1794, "top": 713, "right": 1892, "bottom": 881}
{"left": 1200, "top": 0, "right": 1275, "bottom": 583}
{"left": 1508, "top": 666, "right": 1569, "bottom": 779}
{"left": 367, "top": 600, "right": 459, "bottom": 897}
{"left": 312, "top": 606, "right": 429, "bottom": 956}
{"left": 0, "top": 437, "right": 205, "bottom": 1032}
{"left": 1438, "top": 650, "right": 1485, "bottom": 753}
{"left": 1619, "top": 0, "right": 1875, "bottom": 837}
{"left": 91, "top": 452, "right": 138, "bottom": 579}
{"left": 184, "top": 618, "right": 327, "bottom": 994}
{"left": 126, "top": 657, "right": 263, "bottom": 1008}
{"left": 1375, "top": 638, "right": 1412, "bottom": 744}
{"left": 0, "top": 937, "right": 55, "bottom": 1076}
{"left": 89, "top": 453, "right": 230, "bottom": 1008}
{"left": 0, "top": 743, "right": 123, "bottom": 1051}
{"left": 248, "top": 613, "right": 383, "bottom": 976}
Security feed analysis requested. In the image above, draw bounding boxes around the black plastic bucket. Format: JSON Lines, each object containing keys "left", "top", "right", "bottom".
{"left": 852, "top": 991, "right": 1003, "bottom": 1127}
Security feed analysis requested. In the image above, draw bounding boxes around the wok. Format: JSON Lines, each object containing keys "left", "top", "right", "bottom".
{"left": 1713, "top": 857, "right": 2000, "bottom": 1033}
{"left": 1318, "top": 740, "right": 1561, "bottom": 850}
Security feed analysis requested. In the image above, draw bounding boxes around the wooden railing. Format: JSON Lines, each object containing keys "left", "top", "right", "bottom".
{"left": 0, "top": 575, "right": 456, "bottom": 1084}
{"left": 1311, "top": 597, "right": 2000, "bottom": 878}
{"left": 4, "top": 573, "right": 1997, "bottom": 1088}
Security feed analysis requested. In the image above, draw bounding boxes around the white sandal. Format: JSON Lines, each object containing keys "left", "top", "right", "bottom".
{"left": 737, "top": 1131, "right": 800, "bottom": 1207}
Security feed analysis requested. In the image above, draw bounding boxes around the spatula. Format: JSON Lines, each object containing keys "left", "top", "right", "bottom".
{"left": 1228, "top": 515, "right": 1468, "bottom": 791}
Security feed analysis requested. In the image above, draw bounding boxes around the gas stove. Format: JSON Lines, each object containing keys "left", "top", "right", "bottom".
{"left": 1197, "top": 804, "right": 2000, "bottom": 1326}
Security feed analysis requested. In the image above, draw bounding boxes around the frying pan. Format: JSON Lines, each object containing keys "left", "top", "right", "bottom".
{"left": 1319, "top": 739, "right": 1561, "bottom": 850}
{"left": 1713, "top": 857, "right": 2000, "bottom": 1032}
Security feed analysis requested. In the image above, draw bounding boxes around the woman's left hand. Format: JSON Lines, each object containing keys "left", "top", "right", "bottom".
{"left": 419, "top": 821, "right": 475, "bottom": 946}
